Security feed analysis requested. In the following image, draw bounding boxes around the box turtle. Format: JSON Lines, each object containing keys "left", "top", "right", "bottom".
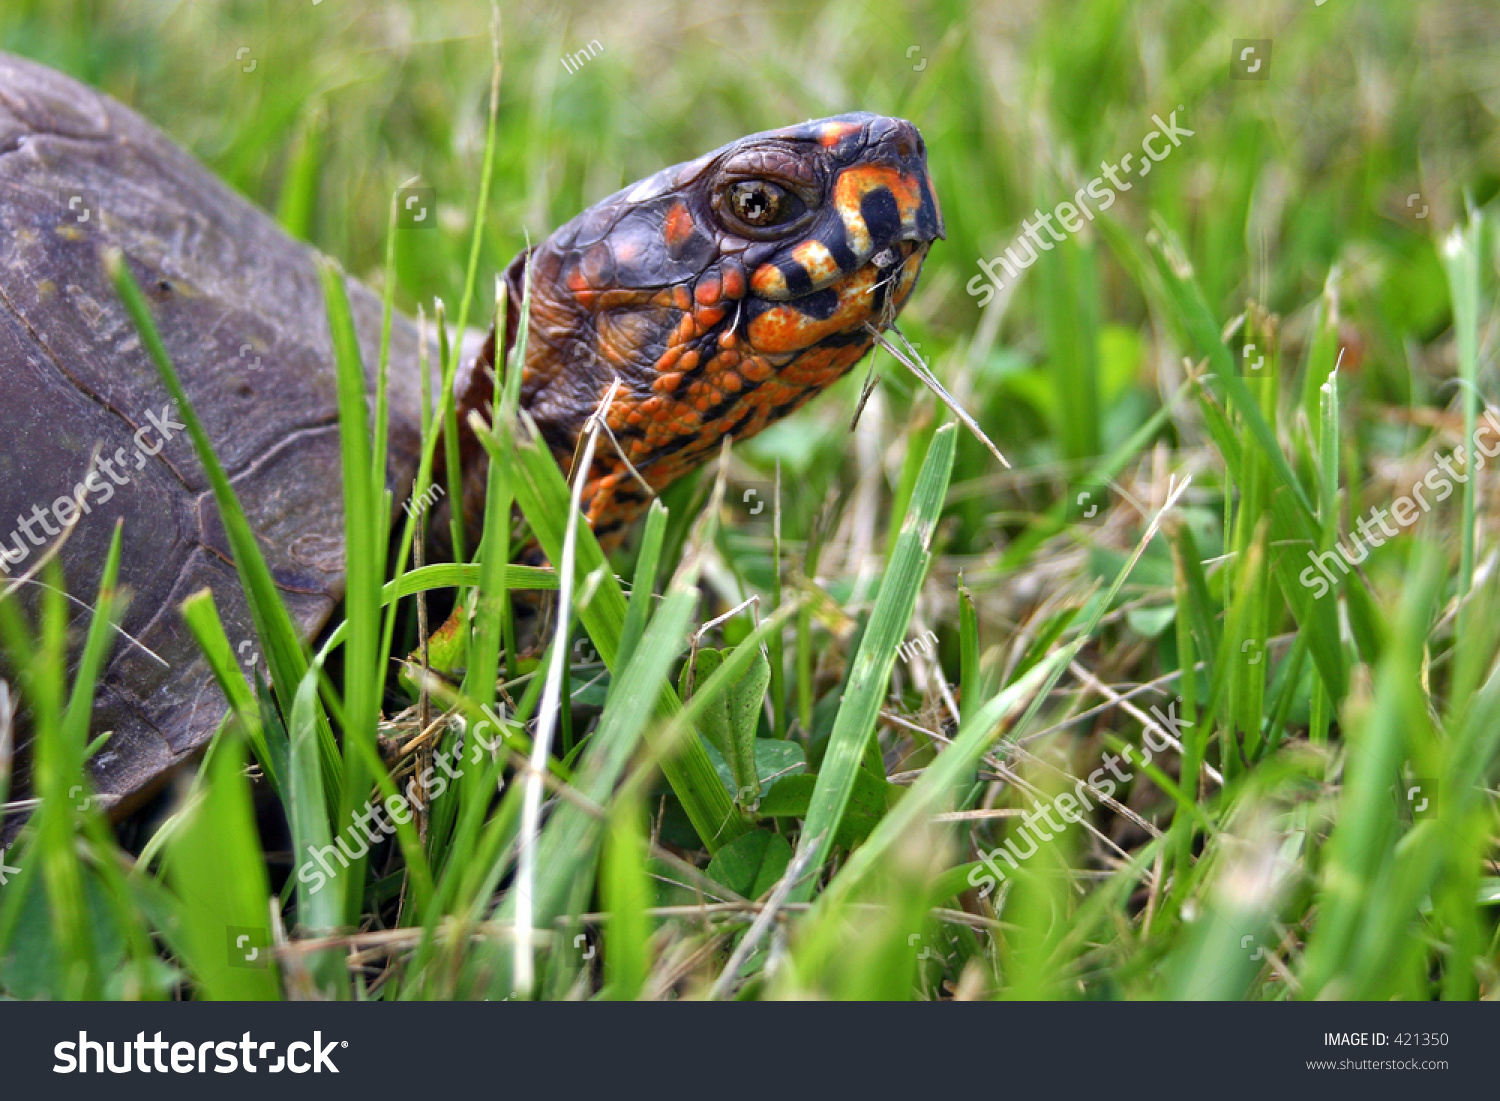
{"left": 0, "top": 50, "right": 942, "bottom": 836}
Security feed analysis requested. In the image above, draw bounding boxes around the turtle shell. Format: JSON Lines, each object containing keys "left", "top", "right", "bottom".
{"left": 0, "top": 52, "right": 428, "bottom": 831}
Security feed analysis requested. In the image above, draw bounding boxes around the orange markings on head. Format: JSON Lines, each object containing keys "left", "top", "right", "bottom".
{"left": 679, "top": 350, "right": 700, "bottom": 371}
{"left": 721, "top": 371, "right": 743, "bottom": 392}
{"left": 722, "top": 266, "right": 746, "bottom": 299}
{"left": 693, "top": 304, "right": 726, "bottom": 329}
{"left": 834, "top": 164, "right": 922, "bottom": 218}
{"left": 832, "top": 164, "right": 924, "bottom": 255}
{"left": 653, "top": 371, "right": 683, "bottom": 393}
{"left": 664, "top": 201, "right": 697, "bottom": 251}
{"left": 745, "top": 252, "right": 921, "bottom": 355}
{"left": 750, "top": 263, "right": 788, "bottom": 297}
{"left": 792, "top": 239, "right": 840, "bottom": 285}
{"left": 718, "top": 331, "right": 739, "bottom": 349}
{"left": 819, "top": 121, "right": 861, "bottom": 147}
{"left": 744, "top": 307, "right": 802, "bottom": 354}
{"left": 672, "top": 285, "right": 692, "bottom": 311}
{"left": 566, "top": 268, "right": 591, "bottom": 294}
{"left": 694, "top": 276, "right": 721, "bottom": 306}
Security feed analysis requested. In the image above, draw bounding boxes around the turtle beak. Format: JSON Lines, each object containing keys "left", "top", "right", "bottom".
{"left": 863, "top": 115, "right": 944, "bottom": 243}
{"left": 748, "top": 116, "right": 943, "bottom": 301}
{"left": 816, "top": 118, "right": 943, "bottom": 284}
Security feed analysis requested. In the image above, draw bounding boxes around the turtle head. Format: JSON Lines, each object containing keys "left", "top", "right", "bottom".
{"left": 461, "top": 113, "right": 942, "bottom": 550}
{"left": 726, "top": 112, "right": 945, "bottom": 348}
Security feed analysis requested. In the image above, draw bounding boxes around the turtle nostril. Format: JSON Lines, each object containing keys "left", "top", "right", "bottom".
{"left": 896, "top": 139, "right": 913, "bottom": 160}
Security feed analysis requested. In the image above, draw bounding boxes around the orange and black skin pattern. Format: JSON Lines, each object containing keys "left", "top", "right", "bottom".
{"left": 463, "top": 112, "right": 943, "bottom": 552}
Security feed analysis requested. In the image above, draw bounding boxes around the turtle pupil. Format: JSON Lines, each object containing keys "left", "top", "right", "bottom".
{"left": 732, "top": 182, "right": 780, "bottom": 226}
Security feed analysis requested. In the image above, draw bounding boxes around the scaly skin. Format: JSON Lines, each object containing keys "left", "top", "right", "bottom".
{"left": 459, "top": 112, "right": 943, "bottom": 552}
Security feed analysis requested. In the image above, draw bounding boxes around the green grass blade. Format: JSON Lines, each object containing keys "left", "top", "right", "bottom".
{"left": 815, "top": 648, "right": 1071, "bottom": 917}
{"left": 274, "top": 101, "right": 324, "bottom": 241}
{"left": 789, "top": 422, "right": 956, "bottom": 900}
{"left": 318, "top": 259, "right": 386, "bottom": 926}
{"left": 180, "top": 587, "right": 276, "bottom": 795}
{"left": 506, "top": 419, "right": 744, "bottom": 850}
{"left": 600, "top": 791, "right": 651, "bottom": 1000}
{"left": 316, "top": 563, "right": 556, "bottom": 664}
{"left": 1300, "top": 549, "right": 1444, "bottom": 995}
{"left": 59, "top": 521, "right": 124, "bottom": 755}
{"left": 104, "top": 249, "right": 338, "bottom": 784}
{"left": 371, "top": 181, "right": 400, "bottom": 502}
{"left": 285, "top": 664, "right": 347, "bottom": 994}
{"left": 464, "top": 284, "right": 515, "bottom": 719}
{"left": 492, "top": 569, "right": 701, "bottom": 991}
{"left": 1441, "top": 214, "right": 1482, "bottom": 613}
{"left": 615, "top": 499, "right": 668, "bottom": 678}
{"left": 165, "top": 734, "right": 280, "bottom": 1000}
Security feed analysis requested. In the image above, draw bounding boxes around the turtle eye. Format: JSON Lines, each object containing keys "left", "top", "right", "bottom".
{"left": 727, "top": 180, "right": 791, "bottom": 227}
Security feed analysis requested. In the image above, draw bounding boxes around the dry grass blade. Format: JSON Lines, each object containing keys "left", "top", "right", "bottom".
{"left": 865, "top": 322, "right": 1011, "bottom": 470}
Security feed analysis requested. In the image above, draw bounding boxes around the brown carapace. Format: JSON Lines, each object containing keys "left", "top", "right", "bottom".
{"left": 459, "top": 112, "right": 943, "bottom": 550}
